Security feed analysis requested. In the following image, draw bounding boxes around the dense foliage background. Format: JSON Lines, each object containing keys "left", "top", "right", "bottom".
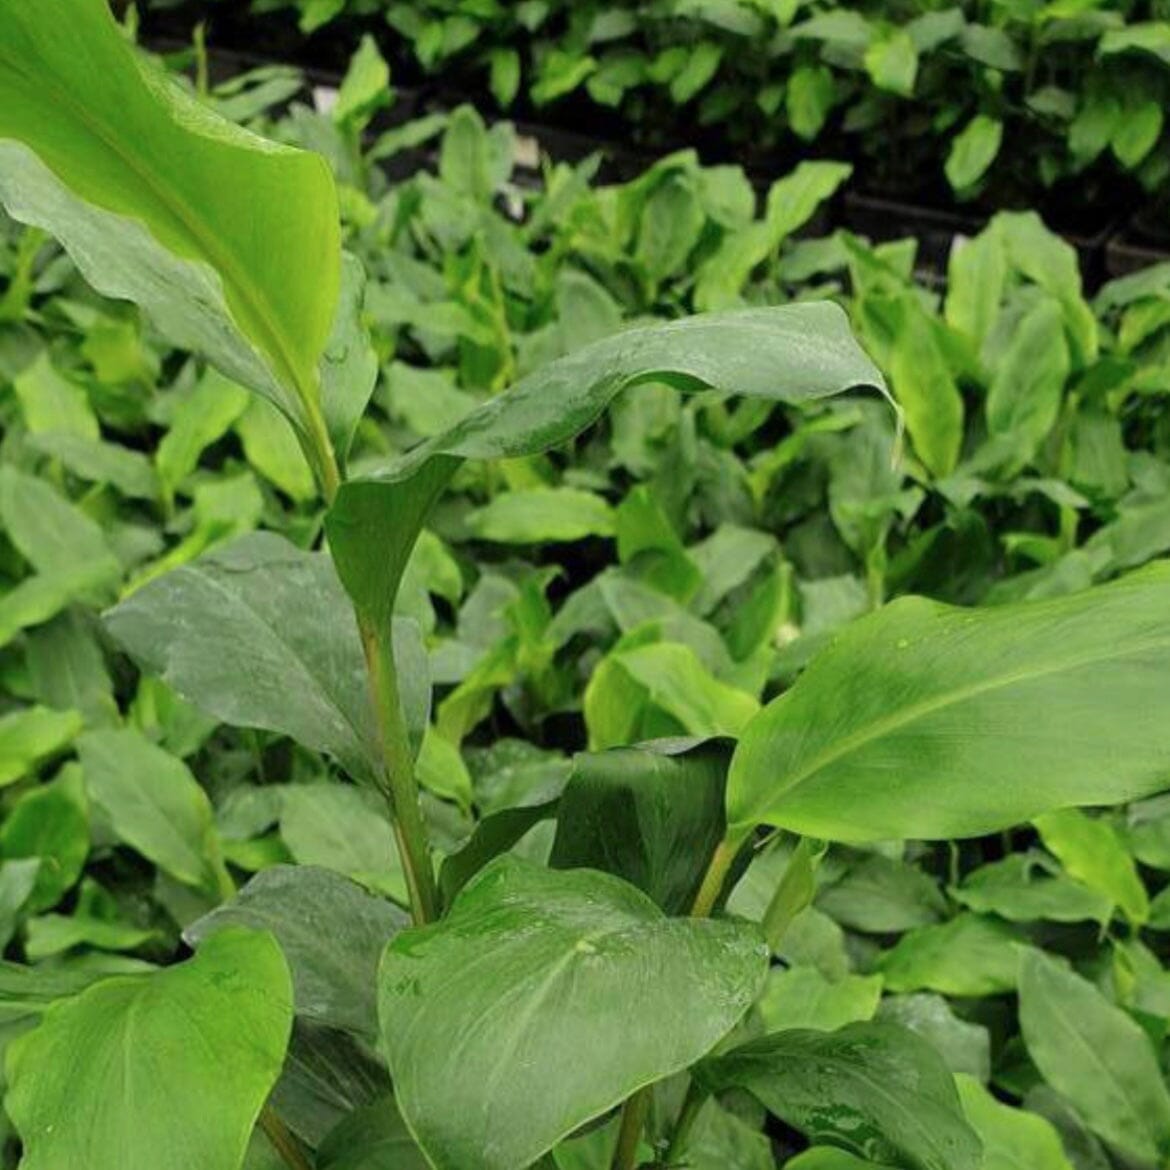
{"left": 3, "top": 5, "right": 1170, "bottom": 1169}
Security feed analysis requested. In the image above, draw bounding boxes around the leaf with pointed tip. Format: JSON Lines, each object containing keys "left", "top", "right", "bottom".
{"left": 729, "top": 563, "right": 1170, "bottom": 841}
{"left": 326, "top": 305, "right": 885, "bottom": 650}
{"left": 379, "top": 857, "right": 768, "bottom": 1170}
{"left": 0, "top": 0, "right": 339, "bottom": 450}
{"left": 6, "top": 929, "right": 293, "bottom": 1170}
{"left": 105, "top": 533, "right": 429, "bottom": 784}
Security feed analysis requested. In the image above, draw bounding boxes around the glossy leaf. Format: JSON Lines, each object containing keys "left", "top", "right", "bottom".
{"left": 699, "top": 1022, "right": 982, "bottom": 1170}
{"left": 186, "top": 865, "right": 407, "bottom": 1038}
{"left": 326, "top": 305, "right": 884, "bottom": 650}
{"left": 0, "top": 0, "right": 340, "bottom": 450}
{"left": 728, "top": 563, "right": 1170, "bottom": 841}
{"left": 549, "top": 739, "right": 728, "bottom": 914}
{"left": 6, "top": 929, "right": 293, "bottom": 1170}
{"left": 1019, "top": 948, "right": 1170, "bottom": 1163}
{"left": 379, "top": 857, "right": 767, "bottom": 1170}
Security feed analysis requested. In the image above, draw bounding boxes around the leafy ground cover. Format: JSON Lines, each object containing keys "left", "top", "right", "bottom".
{"left": 3, "top": 9, "right": 1170, "bottom": 1170}
{"left": 137, "top": 0, "right": 1170, "bottom": 222}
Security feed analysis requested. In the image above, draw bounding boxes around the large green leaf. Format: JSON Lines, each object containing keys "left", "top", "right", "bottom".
{"left": 728, "top": 563, "right": 1170, "bottom": 841}
{"left": 0, "top": 0, "right": 339, "bottom": 454}
{"left": 187, "top": 865, "right": 407, "bottom": 1038}
{"left": 1019, "top": 948, "right": 1170, "bottom": 1163}
{"left": 955, "top": 1075, "right": 1073, "bottom": 1170}
{"left": 549, "top": 738, "right": 728, "bottom": 914}
{"left": 326, "top": 304, "right": 884, "bottom": 644}
{"left": 105, "top": 533, "right": 428, "bottom": 785}
{"left": 6, "top": 928, "right": 293, "bottom": 1170}
{"left": 378, "top": 857, "right": 767, "bottom": 1170}
{"left": 698, "top": 1022, "right": 982, "bottom": 1170}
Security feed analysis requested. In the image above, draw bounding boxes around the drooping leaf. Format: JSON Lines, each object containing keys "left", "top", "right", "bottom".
{"left": 698, "top": 1022, "right": 982, "bottom": 1170}
{"left": 105, "top": 532, "right": 424, "bottom": 786}
{"left": 1019, "top": 948, "right": 1170, "bottom": 1163}
{"left": 0, "top": 0, "right": 340, "bottom": 454}
{"left": 379, "top": 857, "right": 767, "bottom": 1170}
{"left": 728, "top": 564, "right": 1170, "bottom": 842}
{"left": 326, "top": 305, "right": 884, "bottom": 657}
{"left": 186, "top": 865, "right": 407, "bottom": 1038}
{"left": 6, "top": 929, "right": 293, "bottom": 1170}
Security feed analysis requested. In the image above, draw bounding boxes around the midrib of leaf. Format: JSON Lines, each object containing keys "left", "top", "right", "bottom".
{"left": 0, "top": 47, "right": 316, "bottom": 419}
{"left": 743, "top": 629, "right": 1170, "bottom": 823}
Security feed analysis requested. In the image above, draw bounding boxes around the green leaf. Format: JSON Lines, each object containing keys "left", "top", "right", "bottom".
{"left": 379, "top": 857, "right": 767, "bottom": 1170}
{"left": 864, "top": 30, "right": 918, "bottom": 97}
{"left": 0, "top": 0, "right": 340, "bottom": 452}
{"left": 878, "top": 914, "right": 1025, "bottom": 997}
{"left": 13, "top": 350, "right": 98, "bottom": 439}
{"left": 951, "top": 853, "right": 1111, "bottom": 924}
{"left": 187, "top": 865, "right": 407, "bottom": 1038}
{"left": 699, "top": 1022, "right": 982, "bottom": 1170}
{"left": 549, "top": 739, "right": 728, "bottom": 914}
{"left": 318, "top": 1095, "right": 429, "bottom": 1170}
{"left": 333, "top": 35, "right": 391, "bottom": 126}
{"left": 1019, "top": 948, "right": 1170, "bottom": 1163}
{"left": 466, "top": 487, "right": 616, "bottom": 544}
{"left": 6, "top": 929, "right": 293, "bottom": 1170}
{"left": 727, "top": 564, "right": 1170, "bottom": 842}
{"left": 945, "top": 115, "right": 1003, "bottom": 192}
{"left": 877, "top": 995, "right": 991, "bottom": 1081}
{"left": 955, "top": 1075, "right": 1074, "bottom": 1170}
{"left": 321, "top": 253, "right": 379, "bottom": 467}
{"left": 756, "top": 967, "right": 882, "bottom": 1033}
{"left": 0, "top": 705, "right": 83, "bottom": 787}
{"left": 816, "top": 853, "right": 947, "bottom": 933}
{"left": 326, "top": 305, "right": 884, "bottom": 655}
{"left": 0, "top": 765, "right": 88, "bottom": 912}
{"left": 1112, "top": 100, "right": 1163, "bottom": 169}
{"left": 1033, "top": 808, "right": 1148, "bottom": 926}
{"left": 105, "top": 532, "right": 385, "bottom": 785}
{"left": 78, "top": 728, "right": 226, "bottom": 896}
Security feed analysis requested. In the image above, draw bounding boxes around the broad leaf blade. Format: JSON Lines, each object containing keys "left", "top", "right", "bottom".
{"left": 0, "top": 0, "right": 339, "bottom": 442}
{"left": 379, "top": 856, "right": 768, "bottom": 1170}
{"left": 729, "top": 563, "right": 1170, "bottom": 841}
{"left": 698, "top": 1021, "right": 982, "bottom": 1170}
{"left": 327, "top": 304, "right": 885, "bottom": 636}
{"left": 6, "top": 929, "right": 293, "bottom": 1170}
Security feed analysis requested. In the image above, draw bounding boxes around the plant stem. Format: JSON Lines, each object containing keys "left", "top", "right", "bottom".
{"left": 663, "top": 1081, "right": 707, "bottom": 1167}
{"left": 611, "top": 1086, "right": 651, "bottom": 1170}
{"left": 689, "top": 834, "right": 745, "bottom": 918}
{"left": 361, "top": 622, "right": 438, "bottom": 925}
{"left": 259, "top": 1106, "right": 313, "bottom": 1170}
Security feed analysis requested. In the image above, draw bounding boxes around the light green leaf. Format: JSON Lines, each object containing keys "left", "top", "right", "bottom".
{"left": 6, "top": 929, "right": 293, "bottom": 1170}
{"left": 878, "top": 995, "right": 991, "bottom": 1081}
{"left": 78, "top": 728, "right": 225, "bottom": 895}
{"left": 955, "top": 1075, "right": 1074, "bottom": 1170}
{"left": 105, "top": 532, "right": 382, "bottom": 785}
{"left": 236, "top": 397, "right": 316, "bottom": 502}
{"left": 1019, "top": 948, "right": 1170, "bottom": 1163}
{"left": 466, "top": 487, "right": 616, "bottom": 543}
{"left": 864, "top": 30, "right": 918, "bottom": 96}
{"left": 1033, "top": 808, "right": 1148, "bottom": 926}
{"left": 0, "top": 706, "right": 83, "bottom": 787}
{"left": 334, "top": 35, "right": 391, "bottom": 126}
{"left": 379, "top": 857, "right": 767, "bottom": 1170}
{"left": 699, "top": 1022, "right": 982, "bottom": 1170}
{"left": 728, "top": 564, "right": 1170, "bottom": 841}
{"left": 327, "top": 305, "right": 883, "bottom": 667}
{"left": 1113, "top": 100, "right": 1164, "bottom": 168}
{"left": 0, "top": 0, "right": 340, "bottom": 454}
{"left": 756, "top": 967, "right": 882, "bottom": 1033}
{"left": 1100, "top": 22, "right": 1170, "bottom": 67}
{"left": 945, "top": 116, "right": 1003, "bottom": 191}
{"left": 187, "top": 865, "right": 407, "bottom": 1038}
{"left": 951, "top": 853, "right": 1111, "bottom": 924}
{"left": 878, "top": 914, "right": 1025, "bottom": 997}
{"left": 13, "top": 350, "right": 97, "bottom": 439}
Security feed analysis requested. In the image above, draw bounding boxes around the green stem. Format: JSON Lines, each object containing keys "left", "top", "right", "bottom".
{"left": 611, "top": 1086, "right": 651, "bottom": 1170}
{"left": 259, "top": 1106, "right": 314, "bottom": 1170}
{"left": 663, "top": 1081, "right": 707, "bottom": 1167}
{"left": 361, "top": 622, "right": 438, "bottom": 925}
{"left": 689, "top": 833, "right": 747, "bottom": 919}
